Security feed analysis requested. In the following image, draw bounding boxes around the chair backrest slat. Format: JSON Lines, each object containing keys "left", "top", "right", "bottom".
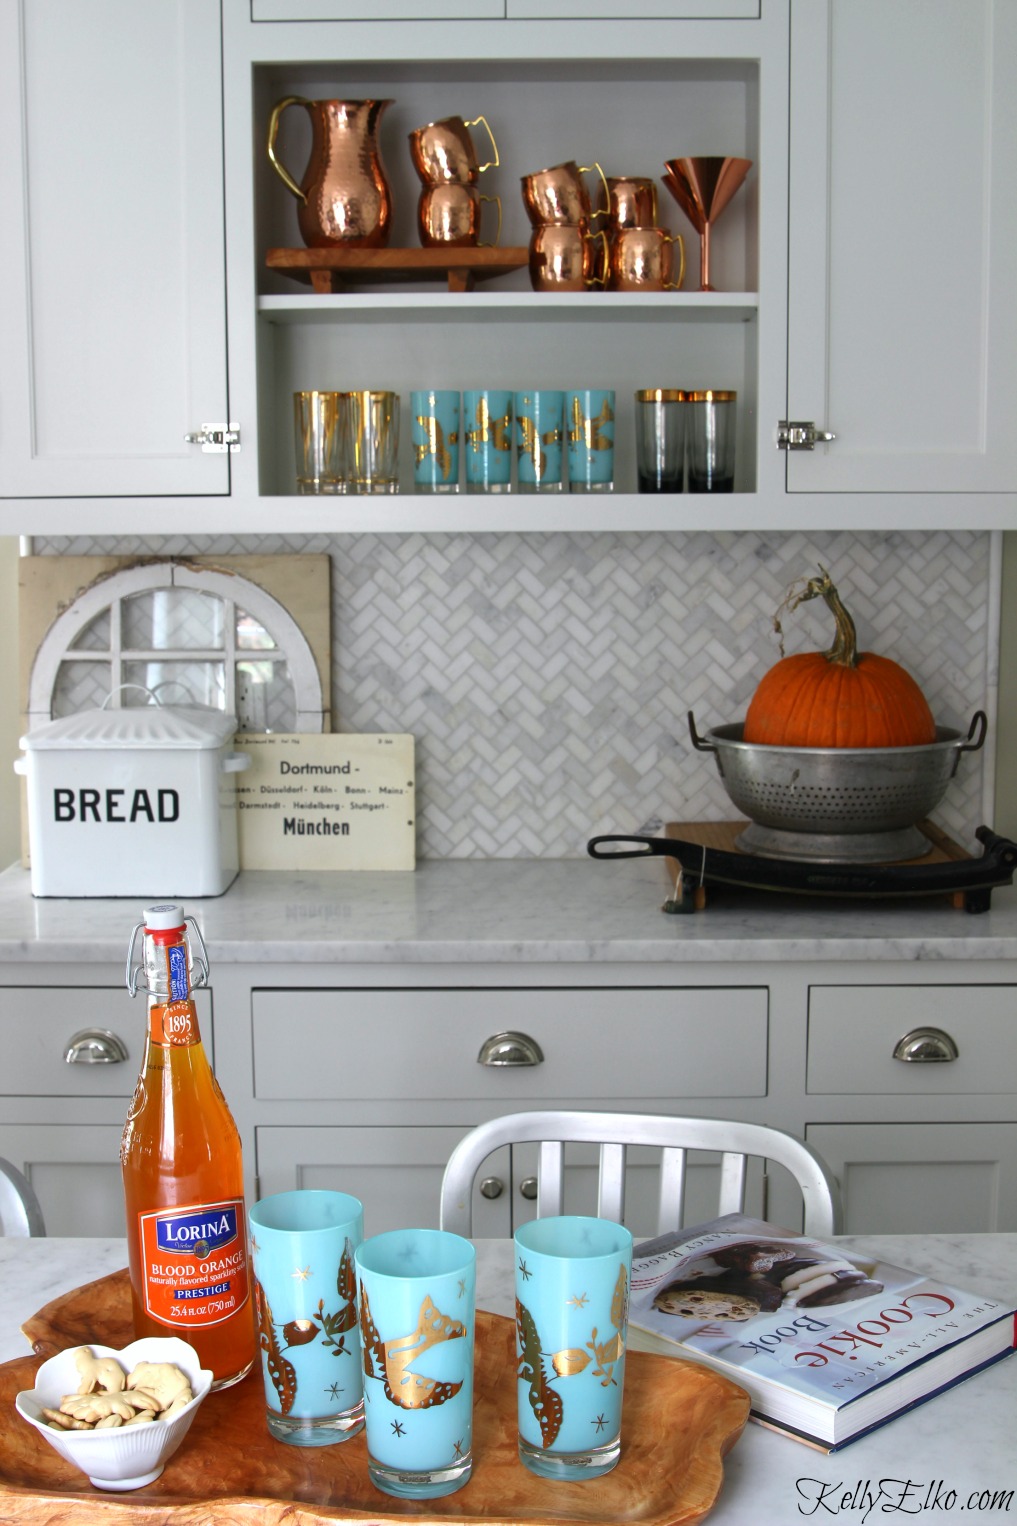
{"left": 537, "top": 1140, "right": 565, "bottom": 1217}
{"left": 717, "top": 1150, "right": 748, "bottom": 1217}
{"left": 597, "top": 1142, "right": 626, "bottom": 1223}
{"left": 656, "top": 1145, "right": 687, "bottom": 1231}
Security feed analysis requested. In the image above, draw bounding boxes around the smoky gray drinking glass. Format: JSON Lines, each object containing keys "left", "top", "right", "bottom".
{"left": 687, "top": 389, "right": 737, "bottom": 492}
{"left": 634, "top": 389, "right": 686, "bottom": 493}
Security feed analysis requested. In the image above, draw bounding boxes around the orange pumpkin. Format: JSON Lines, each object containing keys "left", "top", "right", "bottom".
{"left": 743, "top": 568, "right": 936, "bottom": 749}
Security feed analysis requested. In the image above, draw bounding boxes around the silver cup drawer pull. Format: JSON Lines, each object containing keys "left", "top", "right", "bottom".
{"left": 64, "top": 1028, "right": 129, "bottom": 1065}
{"left": 476, "top": 1030, "right": 545, "bottom": 1067}
{"left": 892, "top": 1027, "right": 959, "bottom": 1064}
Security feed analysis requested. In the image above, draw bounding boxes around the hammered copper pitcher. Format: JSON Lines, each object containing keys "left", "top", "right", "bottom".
{"left": 267, "top": 97, "right": 394, "bottom": 248}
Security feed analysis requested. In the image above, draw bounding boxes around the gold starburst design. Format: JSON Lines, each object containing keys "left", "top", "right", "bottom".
{"left": 592, "top": 1413, "right": 608, "bottom": 1432}
{"left": 391, "top": 1419, "right": 406, "bottom": 1437}
{"left": 518, "top": 1257, "right": 533, "bottom": 1281}
{"left": 292, "top": 1265, "right": 312, "bottom": 1281}
{"left": 567, "top": 1292, "right": 590, "bottom": 1310}
{"left": 458, "top": 1278, "right": 466, "bottom": 1298}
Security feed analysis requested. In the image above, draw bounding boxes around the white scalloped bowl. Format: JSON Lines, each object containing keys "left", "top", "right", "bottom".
{"left": 15, "top": 1336, "right": 213, "bottom": 1491}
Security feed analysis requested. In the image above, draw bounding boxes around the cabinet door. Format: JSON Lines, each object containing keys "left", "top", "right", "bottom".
{"left": 806, "top": 1123, "right": 1017, "bottom": 1234}
{"left": 786, "top": 0, "right": 1017, "bottom": 493}
{"left": 255, "top": 1125, "right": 511, "bottom": 1237}
{"left": 0, "top": 0, "right": 230, "bottom": 499}
{"left": 0, "top": 1124, "right": 126, "bottom": 1237}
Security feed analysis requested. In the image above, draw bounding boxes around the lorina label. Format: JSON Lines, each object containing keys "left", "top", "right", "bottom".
{"left": 138, "top": 1198, "right": 251, "bottom": 1328}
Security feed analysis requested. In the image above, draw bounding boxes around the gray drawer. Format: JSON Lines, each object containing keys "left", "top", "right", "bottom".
{"left": 0, "top": 986, "right": 213, "bottom": 1097}
{"left": 807, "top": 985, "right": 1017, "bottom": 1095}
{"left": 251, "top": 986, "right": 768, "bottom": 1101}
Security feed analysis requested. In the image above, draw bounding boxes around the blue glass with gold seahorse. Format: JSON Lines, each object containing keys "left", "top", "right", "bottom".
{"left": 356, "top": 1228, "right": 476, "bottom": 1499}
{"left": 515, "top": 390, "right": 564, "bottom": 492}
{"left": 249, "top": 1189, "right": 364, "bottom": 1446}
{"left": 411, "top": 389, "right": 461, "bottom": 493}
{"left": 566, "top": 388, "right": 615, "bottom": 492}
{"left": 464, "top": 389, "right": 513, "bottom": 492}
{"left": 514, "top": 1214, "right": 632, "bottom": 1480}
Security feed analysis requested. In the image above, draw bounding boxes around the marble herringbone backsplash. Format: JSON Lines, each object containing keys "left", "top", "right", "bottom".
{"left": 35, "top": 530, "right": 996, "bottom": 857}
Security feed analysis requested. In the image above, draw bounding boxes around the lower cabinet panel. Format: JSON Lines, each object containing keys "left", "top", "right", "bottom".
{"left": 254, "top": 1125, "right": 508, "bottom": 1237}
{"left": 806, "top": 1123, "right": 1017, "bottom": 1233}
{"left": 0, "top": 1124, "right": 125, "bottom": 1237}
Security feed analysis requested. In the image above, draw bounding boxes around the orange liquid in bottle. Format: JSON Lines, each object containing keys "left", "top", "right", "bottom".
{"left": 121, "top": 912, "right": 255, "bottom": 1389}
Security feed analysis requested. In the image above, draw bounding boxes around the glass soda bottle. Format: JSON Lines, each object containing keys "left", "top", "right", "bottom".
{"left": 121, "top": 903, "right": 255, "bottom": 1389}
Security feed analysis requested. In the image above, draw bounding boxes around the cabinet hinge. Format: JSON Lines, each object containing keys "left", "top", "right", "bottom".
{"left": 185, "top": 422, "right": 241, "bottom": 454}
{"left": 777, "top": 420, "right": 836, "bottom": 451}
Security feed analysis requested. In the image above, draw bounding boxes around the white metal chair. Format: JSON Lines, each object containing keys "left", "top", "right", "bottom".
{"left": 0, "top": 1156, "right": 47, "bottom": 1237}
{"left": 439, "top": 1110, "right": 841, "bottom": 1239}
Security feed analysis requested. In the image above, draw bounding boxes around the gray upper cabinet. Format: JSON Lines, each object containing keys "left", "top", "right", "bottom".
{"left": 0, "top": 0, "right": 1012, "bottom": 529}
{"left": 0, "top": 0, "right": 230, "bottom": 500}
{"left": 786, "top": 0, "right": 1017, "bottom": 496}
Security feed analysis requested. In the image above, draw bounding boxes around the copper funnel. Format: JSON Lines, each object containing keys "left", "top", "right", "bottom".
{"left": 661, "top": 156, "right": 752, "bottom": 291}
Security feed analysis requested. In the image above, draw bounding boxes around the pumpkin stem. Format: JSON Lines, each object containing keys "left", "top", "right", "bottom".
{"left": 782, "top": 565, "right": 859, "bottom": 669}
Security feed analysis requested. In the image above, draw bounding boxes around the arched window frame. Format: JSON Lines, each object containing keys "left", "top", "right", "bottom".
{"left": 27, "top": 562, "right": 325, "bottom": 733}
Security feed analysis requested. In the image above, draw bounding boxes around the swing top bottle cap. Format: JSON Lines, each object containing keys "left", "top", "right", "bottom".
{"left": 144, "top": 903, "right": 186, "bottom": 932}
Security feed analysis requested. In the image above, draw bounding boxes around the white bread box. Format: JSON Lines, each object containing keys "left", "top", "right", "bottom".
{"left": 15, "top": 706, "right": 250, "bottom": 898}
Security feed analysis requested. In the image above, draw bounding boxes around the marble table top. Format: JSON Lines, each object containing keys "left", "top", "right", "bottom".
{"left": 2, "top": 856, "right": 1017, "bottom": 966}
{"left": 1, "top": 1233, "right": 1014, "bottom": 1524}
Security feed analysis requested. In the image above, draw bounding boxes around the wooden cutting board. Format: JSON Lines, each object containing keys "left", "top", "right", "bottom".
{"left": 0, "top": 1267, "right": 750, "bottom": 1525}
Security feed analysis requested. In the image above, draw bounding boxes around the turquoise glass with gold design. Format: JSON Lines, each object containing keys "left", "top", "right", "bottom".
{"left": 514, "top": 1215, "right": 632, "bottom": 1480}
{"left": 464, "top": 388, "right": 513, "bottom": 491}
{"left": 411, "top": 389, "right": 460, "bottom": 493}
{"left": 515, "top": 390, "right": 564, "bottom": 492}
{"left": 249, "top": 1189, "right": 364, "bottom": 1446}
{"left": 355, "top": 1228, "right": 476, "bottom": 1499}
{"left": 566, "top": 388, "right": 615, "bottom": 492}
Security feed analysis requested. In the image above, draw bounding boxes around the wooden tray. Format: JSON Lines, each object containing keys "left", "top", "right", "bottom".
{"left": 266, "top": 247, "right": 529, "bottom": 293}
{"left": 0, "top": 1268, "right": 749, "bottom": 1525}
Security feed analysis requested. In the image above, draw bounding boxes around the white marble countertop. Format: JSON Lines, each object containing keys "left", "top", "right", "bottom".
{"left": 2, "top": 857, "right": 1017, "bottom": 966}
{"left": 0, "top": 1234, "right": 1014, "bottom": 1524}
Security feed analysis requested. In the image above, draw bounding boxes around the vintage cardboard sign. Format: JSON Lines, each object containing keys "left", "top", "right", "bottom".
{"left": 234, "top": 734, "right": 415, "bottom": 870}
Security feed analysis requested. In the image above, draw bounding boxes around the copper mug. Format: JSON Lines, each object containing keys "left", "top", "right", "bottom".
{"left": 607, "top": 175, "right": 658, "bottom": 231}
{"left": 528, "top": 225, "right": 609, "bottom": 292}
{"left": 418, "top": 183, "right": 502, "bottom": 248}
{"left": 521, "top": 160, "right": 610, "bottom": 229}
{"left": 609, "top": 226, "right": 685, "bottom": 291}
{"left": 409, "top": 114, "right": 499, "bottom": 185}
{"left": 267, "top": 96, "right": 393, "bottom": 248}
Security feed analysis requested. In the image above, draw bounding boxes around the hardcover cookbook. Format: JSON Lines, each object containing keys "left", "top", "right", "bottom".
{"left": 630, "top": 1214, "right": 1017, "bottom": 1451}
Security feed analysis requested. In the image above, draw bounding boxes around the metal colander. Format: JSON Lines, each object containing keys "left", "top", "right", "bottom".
{"left": 688, "top": 710, "right": 987, "bottom": 862}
